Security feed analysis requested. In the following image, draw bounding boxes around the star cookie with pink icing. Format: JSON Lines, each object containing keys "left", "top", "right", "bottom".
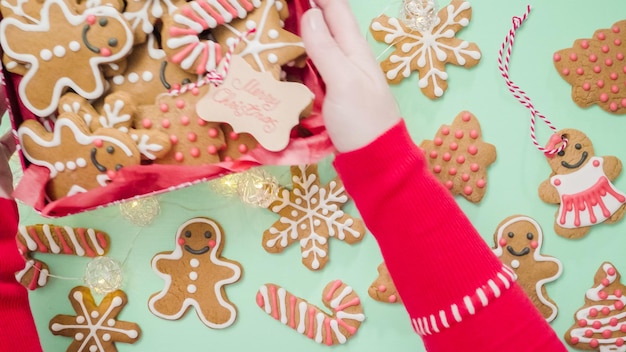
{"left": 149, "top": 217, "right": 243, "bottom": 329}
{"left": 256, "top": 280, "right": 365, "bottom": 346}
{"left": 538, "top": 129, "right": 626, "bottom": 239}
{"left": 369, "top": 0, "right": 481, "bottom": 99}
{"left": 553, "top": 20, "right": 626, "bottom": 114}
{"left": 17, "top": 112, "right": 141, "bottom": 200}
{"left": 419, "top": 111, "right": 496, "bottom": 203}
{"left": 564, "top": 262, "right": 626, "bottom": 350}
{"left": 49, "top": 286, "right": 141, "bottom": 352}
{"left": 492, "top": 215, "right": 562, "bottom": 322}
{"left": 262, "top": 164, "right": 366, "bottom": 271}
{"left": 0, "top": 0, "right": 134, "bottom": 116}
{"left": 368, "top": 263, "right": 401, "bottom": 304}
{"left": 58, "top": 91, "right": 172, "bottom": 161}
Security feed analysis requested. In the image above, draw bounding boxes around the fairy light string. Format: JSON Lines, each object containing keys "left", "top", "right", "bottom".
{"left": 497, "top": 5, "right": 568, "bottom": 155}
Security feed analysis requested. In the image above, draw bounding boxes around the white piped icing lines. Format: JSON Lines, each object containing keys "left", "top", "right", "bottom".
{"left": 256, "top": 280, "right": 365, "bottom": 346}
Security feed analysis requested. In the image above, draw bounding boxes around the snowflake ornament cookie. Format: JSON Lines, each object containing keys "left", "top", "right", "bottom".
{"left": 49, "top": 286, "right": 141, "bottom": 352}
{"left": 370, "top": 0, "right": 481, "bottom": 99}
{"left": 262, "top": 164, "right": 366, "bottom": 271}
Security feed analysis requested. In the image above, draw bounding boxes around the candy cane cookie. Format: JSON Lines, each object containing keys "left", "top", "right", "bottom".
{"left": 161, "top": 0, "right": 262, "bottom": 75}
{"left": 256, "top": 280, "right": 365, "bottom": 346}
{"left": 15, "top": 224, "right": 111, "bottom": 290}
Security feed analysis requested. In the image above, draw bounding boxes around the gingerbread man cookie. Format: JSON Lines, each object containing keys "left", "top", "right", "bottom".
{"left": 539, "top": 129, "right": 626, "bottom": 239}
{"left": 565, "top": 262, "right": 626, "bottom": 350}
{"left": 50, "top": 286, "right": 141, "bottom": 352}
{"left": 212, "top": 0, "right": 306, "bottom": 80}
{"left": 419, "top": 111, "right": 496, "bottom": 203}
{"left": 17, "top": 112, "right": 141, "bottom": 200}
{"left": 369, "top": 0, "right": 481, "bottom": 99}
{"left": 149, "top": 217, "right": 243, "bottom": 329}
{"left": 256, "top": 280, "right": 365, "bottom": 346}
{"left": 492, "top": 215, "right": 562, "bottom": 322}
{"left": 59, "top": 91, "right": 172, "bottom": 161}
{"left": 0, "top": 0, "right": 134, "bottom": 116}
{"left": 553, "top": 20, "right": 626, "bottom": 114}
{"left": 262, "top": 164, "right": 366, "bottom": 271}
{"left": 16, "top": 224, "right": 111, "bottom": 290}
{"left": 368, "top": 263, "right": 401, "bottom": 304}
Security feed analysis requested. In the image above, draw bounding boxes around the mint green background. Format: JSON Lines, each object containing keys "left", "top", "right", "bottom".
{"left": 9, "top": 0, "right": 626, "bottom": 350}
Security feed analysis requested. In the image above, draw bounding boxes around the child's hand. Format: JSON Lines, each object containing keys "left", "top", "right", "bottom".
{"left": 0, "top": 117, "right": 16, "bottom": 199}
{"left": 301, "top": 0, "right": 401, "bottom": 153}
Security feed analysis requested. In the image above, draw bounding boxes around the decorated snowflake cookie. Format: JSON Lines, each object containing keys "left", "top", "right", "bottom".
{"left": 262, "top": 164, "right": 366, "bottom": 270}
{"left": 369, "top": 0, "right": 481, "bottom": 99}
{"left": 49, "top": 286, "right": 141, "bottom": 352}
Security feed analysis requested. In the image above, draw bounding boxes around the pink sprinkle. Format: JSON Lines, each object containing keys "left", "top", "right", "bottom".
{"left": 569, "top": 53, "right": 578, "bottom": 61}
{"left": 378, "top": 285, "right": 387, "bottom": 292}
{"left": 229, "top": 131, "right": 239, "bottom": 140}
{"left": 583, "top": 83, "right": 591, "bottom": 91}
{"left": 598, "top": 80, "right": 605, "bottom": 88}
{"left": 562, "top": 68, "right": 570, "bottom": 75}
{"left": 172, "top": 83, "right": 181, "bottom": 91}
{"left": 190, "top": 147, "right": 200, "bottom": 157}
{"left": 444, "top": 181, "right": 453, "bottom": 189}
{"left": 554, "top": 179, "right": 561, "bottom": 186}
{"left": 616, "top": 289, "right": 624, "bottom": 297}
{"left": 197, "top": 118, "right": 207, "bottom": 126}
{"left": 187, "top": 132, "right": 197, "bottom": 142}
{"left": 468, "top": 145, "right": 478, "bottom": 155}
{"left": 602, "top": 45, "right": 610, "bottom": 53}
{"left": 448, "top": 167, "right": 457, "bottom": 176}
{"left": 86, "top": 14, "right": 96, "bottom": 25}
{"left": 622, "top": 323, "right": 626, "bottom": 332}
{"left": 429, "top": 150, "right": 438, "bottom": 159}
{"left": 553, "top": 53, "right": 561, "bottom": 61}
{"left": 618, "top": 53, "right": 625, "bottom": 60}
{"left": 441, "top": 127, "right": 450, "bottom": 135}
{"left": 456, "top": 155, "right": 465, "bottom": 164}
{"left": 142, "top": 119, "right": 152, "bottom": 129}
{"left": 476, "top": 179, "right": 486, "bottom": 188}
{"left": 461, "top": 112, "right": 471, "bottom": 121}
{"left": 461, "top": 173, "right": 470, "bottom": 182}
{"left": 224, "top": 156, "right": 232, "bottom": 162}
{"left": 613, "top": 85, "right": 620, "bottom": 93}
{"left": 600, "top": 93, "right": 609, "bottom": 102}
{"left": 470, "top": 163, "right": 479, "bottom": 172}
{"left": 455, "top": 130, "right": 464, "bottom": 139}
{"left": 608, "top": 267, "right": 617, "bottom": 275}
{"left": 449, "top": 142, "right": 458, "bottom": 151}
{"left": 618, "top": 338, "right": 625, "bottom": 347}
{"left": 207, "top": 145, "right": 217, "bottom": 155}
{"left": 570, "top": 337, "right": 579, "bottom": 345}
{"left": 238, "top": 144, "right": 248, "bottom": 153}
{"left": 499, "top": 238, "right": 507, "bottom": 247}
{"left": 617, "top": 301, "right": 625, "bottom": 310}
{"left": 593, "top": 65, "right": 601, "bottom": 73}
{"left": 469, "top": 130, "right": 479, "bottom": 139}
{"left": 602, "top": 330, "right": 612, "bottom": 338}
{"left": 590, "top": 339, "right": 599, "bottom": 348}
{"left": 160, "top": 103, "right": 169, "bottom": 112}
{"left": 622, "top": 99, "right": 626, "bottom": 107}
{"left": 611, "top": 72, "right": 619, "bottom": 80}
{"left": 602, "top": 278, "right": 610, "bottom": 286}
{"left": 191, "top": 87, "right": 199, "bottom": 95}
{"left": 611, "top": 102, "right": 619, "bottom": 111}
{"left": 388, "top": 295, "right": 397, "bottom": 303}
{"left": 576, "top": 67, "right": 584, "bottom": 75}
{"left": 170, "top": 135, "right": 178, "bottom": 144}
{"left": 599, "top": 291, "right": 609, "bottom": 300}
{"left": 433, "top": 165, "right": 442, "bottom": 173}
{"left": 176, "top": 99, "right": 185, "bottom": 109}
{"left": 530, "top": 240, "right": 538, "bottom": 249}
{"left": 611, "top": 318, "right": 619, "bottom": 326}
{"left": 161, "top": 119, "right": 170, "bottom": 128}
{"left": 598, "top": 32, "right": 607, "bottom": 40}
{"left": 602, "top": 306, "right": 611, "bottom": 315}
{"left": 434, "top": 137, "right": 443, "bottom": 146}
{"left": 589, "top": 54, "right": 597, "bottom": 62}
{"left": 463, "top": 186, "right": 473, "bottom": 195}
{"left": 592, "top": 321, "right": 602, "bottom": 329}
{"left": 581, "top": 40, "right": 589, "bottom": 49}
{"left": 442, "top": 152, "right": 451, "bottom": 161}
{"left": 577, "top": 319, "right": 587, "bottom": 327}
{"left": 208, "top": 128, "right": 219, "bottom": 138}
{"left": 180, "top": 115, "right": 190, "bottom": 125}
{"left": 106, "top": 170, "right": 116, "bottom": 179}
{"left": 606, "top": 58, "right": 614, "bottom": 66}
{"left": 585, "top": 329, "right": 594, "bottom": 337}
{"left": 616, "top": 39, "right": 622, "bottom": 46}
{"left": 177, "top": 238, "right": 185, "bottom": 246}
{"left": 174, "top": 152, "right": 184, "bottom": 162}
{"left": 93, "top": 139, "right": 103, "bottom": 147}
{"left": 614, "top": 26, "right": 621, "bottom": 33}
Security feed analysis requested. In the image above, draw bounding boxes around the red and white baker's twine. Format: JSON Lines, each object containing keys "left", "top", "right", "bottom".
{"left": 411, "top": 265, "right": 517, "bottom": 336}
{"left": 497, "top": 5, "right": 567, "bottom": 155}
{"left": 168, "top": 28, "right": 257, "bottom": 96}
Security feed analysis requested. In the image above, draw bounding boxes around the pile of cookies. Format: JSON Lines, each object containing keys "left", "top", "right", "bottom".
{"left": 0, "top": 0, "right": 313, "bottom": 202}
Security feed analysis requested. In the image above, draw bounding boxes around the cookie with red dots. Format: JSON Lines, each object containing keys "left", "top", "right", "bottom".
{"left": 538, "top": 128, "right": 626, "bottom": 239}
{"left": 554, "top": 20, "right": 626, "bottom": 114}
{"left": 419, "top": 111, "right": 496, "bottom": 203}
{"left": 564, "top": 262, "right": 626, "bottom": 350}
{"left": 135, "top": 84, "right": 227, "bottom": 165}
{"left": 368, "top": 263, "right": 401, "bottom": 304}
{"left": 219, "top": 124, "right": 258, "bottom": 162}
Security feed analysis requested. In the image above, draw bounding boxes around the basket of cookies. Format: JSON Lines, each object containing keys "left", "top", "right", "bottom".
{"left": 0, "top": 0, "right": 332, "bottom": 217}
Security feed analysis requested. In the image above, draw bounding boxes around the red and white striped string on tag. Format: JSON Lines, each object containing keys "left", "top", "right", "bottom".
{"left": 169, "top": 28, "right": 257, "bottom": 96}
{"left": 497, "top": 5, "right": 568, "bottom": 156}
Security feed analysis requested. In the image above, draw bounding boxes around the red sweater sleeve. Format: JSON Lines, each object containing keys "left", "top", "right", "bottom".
{"left": 0, "top": 198, "right": 42, "bottom": 352}
{"left": 333, "top": 120, "right": 566, "bottom": 352}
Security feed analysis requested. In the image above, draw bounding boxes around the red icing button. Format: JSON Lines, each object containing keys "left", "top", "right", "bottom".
{"left": 161, "top": 119, "right": 170, "bottom": 128}
{"left": 454, "top": 130, "right": 464, "bottom": 139}
{"left": 238, "top": 144, "right": 248, "bottom": 153}
{"left": 598, "top": 32, "right": 607, "bottom": 40}
{"left": 615, "top": 289, "right": 623, "bottom": 297}
{"left": 441, "top": 127, "right": 450, "bottom": 135}
{"left": 621, "top": 324, "right": 626, "bottom": 332}
{"left": 562, "top": 68, "right": 570, "bottom": 75}
{"left": 600, "top": 93, "right": 609, "bottom": 102}
{"left": 444, "top": 180, "right": 453, "bottom": 189}
{"left": 570, "top": 337, "right": 579, "bottom": 344}
{"left": 601, "top": 306, "right": 611, "bottom": 315}
{"left": 160, "top": 103, "right": 169, "bottom": 112}
{"left": 584, "top": 329, "right": 593, "bottom": 337}
{"left": 581, "top": 40, "right": 589, "bottom": 49}
{"left": 86, "top": 15, "right": 96, "bottom": 25}
{"left": 174, "top": 152, "right": 184, "bottom": 162}
{"left": 618, "top": 338, "right": 625, "bottom": 347}
{"left": 602, "top": 278, "right": 610, "bottom": 286}
{"left": 461, "top": 112, "right": 471, "bottom": 121}
{"left": 606, "top": 58, "right": 614, "bottom": 66}
{"left": 187, "top": 132, "right": 197, "bottom": 142}
{"left": 589, "top": 308, "right": 598, "bottom": 317}
{"left": 456, "top": 155, "right": 465, "bottom": 164}
{"left": 616, "top": 301, "right": 625, "bottom": 310}
{"left": 599, "top": 291, "right": 609, "bottom": 299}
{"left": 602, "top": 45, "right": 610, "bottom": 53}
{"left": 583, "top": 83, "right": 591, "bottom": 91}
{"left": 593, "top": 65, "right": 601, "bottom": 73}
{"left": 461, "top": 173, "right": 470, "bottom": 182}
{"left": 142, "top": 118, "right": 152, "bottom": 129}
{"left": 190, "top": 147, "right": 200, "bottom": 158}
{"left": 614, "top": 26, "right": 621, "bottom": 33}
{"left": 448, "top": 167, "right": 457, "bottom": 176}
{"left": 589, "top": 54, "right": 598, "bottom": 62}
{"left": 177, "top": 238, "right": 185, "bottom": 246}
{"left": 569, "top": 53, "right": 578, "bottom": 61}
{"left": 388, "top": 295, "right": 397, "bottom": 303}
{"left": 229, "top": 131, "right": 239, "bottom": 140}
{"left": 207, "top": 145, "right": 217, "bottom": 155}
{"left": 499, "top": 238, "right": 507, "bottom": 247}
{"left": 463, "top": 186, "right": 473, "bottom": 195}
{"left": 449, "top": 142, "right": 458, "bottom": 151}
{"left": 554, "top": 178, "right": 561, "bottom": 186}
{"left": 434, "top": 137, "right": 443, "bottom": 146}
{"left": 93, "top": 139, "right": 103, "bottom": 147}
{"left": 378, "top": 285, "right": 387, "bottom": 292}
{"left": 476, "top": 179, "right": 486, "bottom": 188}
{"left": 208, "top": 239, "right": 216, "bottom": 248}
{"left": 576, "top": 67, "right": 584, "bottom": 75}
{"left": 611, "top": 317, "right": 619, "bottom": 326}
{"left": 180, "top": 115, "right": 190, "bottom": 125}
{"left": 597, "top": 80, "right": 605, "bottom": 88}
{"left": 197, "top": 118, "right": 207, "bottom": 126}
{"left": 442, "top": 152, "right": 451, "bottom": 161}
{"left": 429, "top": 150, "right": 438, "bottom": 159}
{"left": 208, "top": 128, "right": 219, "bottom": 138}
{"left": 590, "top": 339, "right": 599, "bottom": 348}
{"left": 577, "top": 319, "right": 587, "bottom": 327}
{"left": 433, "top": 165, "right": 442, "bottom": 173}
{"left": 176, "top": 99, "right": 185, "bottom": 109}
{"left": 553, "top": 53, "right": 561, "bottom": 62}
{"left": 470, "top": 163, "right": 479, "bottom": 172}
{"left": 594, "top": 160, "right": 601, "bottom": 167}
{"left": 469, "top": 130, "right": 479, "bottom": 139}
{"left": 530, "top": 240, "right": 538, "bottom": 249}
{"left": 170, "top": 135, "right": 178, "bottom": 144}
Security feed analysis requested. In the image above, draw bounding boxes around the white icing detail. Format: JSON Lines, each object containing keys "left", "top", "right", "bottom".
{"left": 77, "top": 316, "right": 85, "bottom": 324}
{"left": 6, "top": 61, "right": 17, "bottom": 69}
{"left": 149, "top": 218, "right": 241, "bottom": 329}
{"left": 297, "top": 301, "right": 307, "bottom": 333}
{"left": 330, "top": 286, "right": 352, "bottom": 308}
{"left": 91, "top": 311, "right": 99, "bottom": 318}
{"left": 246, "top": 20, "right": 256, "bottom": 30}
{"left": 102, "top": 333, "right": 111, "bottom": 341}
{"left": 422, "top": 317, "right": 431, "bottom": 335}
{"left": 69, "top": 41, "right": 81, "bottom": 51}
{"left": 53, "top": 45, "right": 66, "bottom": 57}
{"left": 189, "top": 271, "right": 198, "bottom": 280}
{"left": 54, "top": 161, "right": 65, "bottom": 172}
{"left": 128, "top": 72, "right": 139, "bottom": 83}
{"left": 112, "top": 75, "right": 124, "bottom": 85}
{"left": 42, "top": 225, "right": 61, "bottom": 253}
{"left": 76, "top": 158, "right": 87, "bottom": 167}
{"left": 511, "top": 259, "right": 520, "bottom": 268}
{"left": 278, "top": 288, "right": 287, "bottom": 324}
{"left": 66, "top": 161, "right": 77, "bottom": 170}
{"left": 142, "top": 71, "right": 154, "bottom": 82}
{"left": 259, "top": 285, "right": 271, "bottom": 314}
{"left": 550, "top": 156, "right": 626, "bottom": 228}
{"left": 267, "top": 53, "right": 278, "bottom": 63}
{"left": 17, "top": 225, "right": 38, "bottom": 251}
{"left": 75, "top": 332, "right": 84, "bottom": 341}
{"left": 64, "top": 226, "right": 85, "bottom": 256}
{"left": 268, "top": 29, "right": 279, "bottom": 39}
{"left": 67, "top": 184, "right": 89, "bottom": 197}
{"left": 40, "top": 49, "right": 52, "bottom": 61}
{"left": 87, "top": 228, "right": 105, "bottom": 255}
{"left": 314, "top": 312, "right": 324, "bottom": 343}
{"left": 187, "top": 284, "right": 197, "bottom": 293}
